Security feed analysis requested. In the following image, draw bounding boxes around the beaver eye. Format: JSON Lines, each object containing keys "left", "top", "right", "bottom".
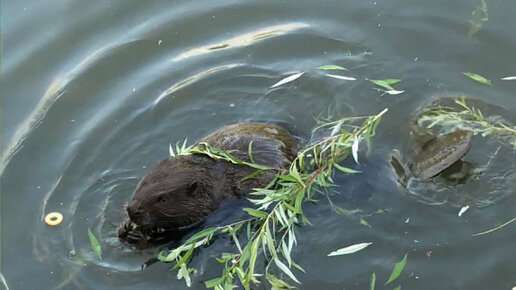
{"left": 158, "top": 196, "right": 167, "bottom": 203}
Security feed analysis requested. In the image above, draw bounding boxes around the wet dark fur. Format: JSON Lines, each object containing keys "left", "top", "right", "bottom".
{"left": 118, "top": 122, "right": 300, "bottom": 245}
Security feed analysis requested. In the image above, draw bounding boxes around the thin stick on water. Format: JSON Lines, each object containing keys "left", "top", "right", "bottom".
{"left": 472, "top": 216, "right": 516, "bottom": 236}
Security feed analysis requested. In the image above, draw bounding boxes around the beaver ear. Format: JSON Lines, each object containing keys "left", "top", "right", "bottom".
{"left": 187, "top": 181, "right": 209, "bottom": 197}
{"left": 186, "top": 181, "right": 198, "bottom": 194}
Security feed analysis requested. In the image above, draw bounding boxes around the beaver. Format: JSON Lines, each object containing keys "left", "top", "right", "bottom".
{"left": 118, "top": 122, "right": 301, "bottom": 245}
{"left": 391, "top": 130, "right": 472, "bottom": 184}
{"left": 390, "top": 94, "right": 475, "bottom": 185}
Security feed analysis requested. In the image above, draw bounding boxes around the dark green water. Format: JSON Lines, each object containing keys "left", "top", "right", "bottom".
{"left": 2, "top": 0, "right": 516, "bottom": 289}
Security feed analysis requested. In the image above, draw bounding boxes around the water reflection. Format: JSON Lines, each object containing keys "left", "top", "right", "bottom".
{"left": 172, "top": 23, "right": 309, "bottom": 61}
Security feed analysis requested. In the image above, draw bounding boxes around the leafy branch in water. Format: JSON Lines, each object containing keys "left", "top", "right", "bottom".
{"left": 159, "top": 108, "right": 388, "bottom": 289}
{"left": 417, "top": 96, "right": 516, "bottom": 148}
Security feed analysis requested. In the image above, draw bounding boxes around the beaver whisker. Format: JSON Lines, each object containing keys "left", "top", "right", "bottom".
{"left": 158, "top": 211, "right": 190, "bottom": 220}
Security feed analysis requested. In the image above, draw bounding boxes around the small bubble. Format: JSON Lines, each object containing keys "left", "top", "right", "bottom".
{"left": 229, "top": 103, "right": 235, "bottom": 107}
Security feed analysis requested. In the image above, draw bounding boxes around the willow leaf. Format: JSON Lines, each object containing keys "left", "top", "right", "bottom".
{"left": 88, "top": 228, "right": 102, "bottom": 260}
{"left": 384, "top": 254, "right": 408, "bottom": 285}
{"left": 271, "top": 72, "right": 304, "bottom": 88}
{"left": 274, "top": 258, "right": 300, "bottom": 284}
{"left": 463, "top": 72, "right": 492, "bottom": 86}
{"left": 369, "top": 79, "right": 400, "bottom": 91}
{"left": 318, "top": 64, "right": 348, "bottom": 71}
{"left": 325, "top": 74, "right": 356, "bottom": 81}
{"left": 327, "top": 242, "right": 372, "bottom": 256}
{"left": 370, "top": 272, "right": 376, "bottom": 290}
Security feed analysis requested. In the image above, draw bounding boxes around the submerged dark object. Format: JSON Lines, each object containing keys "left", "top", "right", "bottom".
{"left": 391, "top": 130, "right": 473, "bottom": 184}
{"left": 118, "top": 122, "right": 300, "bottom": 245}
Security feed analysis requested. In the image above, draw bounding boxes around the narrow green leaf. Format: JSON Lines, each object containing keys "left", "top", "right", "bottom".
{"left": 173, "top": 244, "right": 195, "bottom": 270}
{"left": 169, "top": 143, "right": 175, "bottom": 157}
{"left": 186, "top": 227, "right": 217, "bottom": 243}
{"left": 205, "top": 277, "right": 224, "bottom": 288}
{"left": 264, "top": 227, "right": 277, "bottom": 259}
{"left": 333, "top": 163, "right": 361, "bottom": 174}
{"left": 291, "top": 259, "right": 306, "bottom": 273}
{"left": 318, "top": 64, "right": 348, "bottom": 71}
{"left": 88, "top": 228, "right": 102, "bottom": 260}
{"left": 243, "top": 208, "right": 268, "bottom": 219}
{"left": 294, "top": 188, "right": 305, "bottom": 214}
{"left": 463, "top": 72, "right": 492, "bottom": 86}
{"left": 281, "top": 241, "right": 291, "bottom": 267}
{"left": 240, "top": 242, "right": 252, "bottom": 266}
{"left": 385, "top": 254, "right": 408, "bottom": 285}
{"left": 246, "top": 239, "right": 260, "bottom": 283}
{"left": 334, "top": 206, "right": 361, "bottom": 215}
{"left": 274, "top": 258, "right": 301, "bottom": 284}
{"left": 360, "top": 218, "right": 372, "bottom": 228}
{"left": 393, "top": 286, "right": 401, "bottom": 290}
{"left": 370, "top": 272, "right": 376, "bottom": 290}
{"left": 369, "top": 79, "right": 401, "bottom": 91}
{"left": 327, "top": 242, "right": 373, "bottom": 256}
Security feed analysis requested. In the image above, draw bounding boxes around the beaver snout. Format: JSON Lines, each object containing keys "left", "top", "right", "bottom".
{"left": 127, "top": 199, "right": 144, "bottom": 216}
{"left": 127, "top": 199, "right": 150, "bottom": 226}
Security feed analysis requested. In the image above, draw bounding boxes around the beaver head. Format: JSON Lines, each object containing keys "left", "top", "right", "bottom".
{"left": 123, "top": 154, "right": 224, "bottom": 240}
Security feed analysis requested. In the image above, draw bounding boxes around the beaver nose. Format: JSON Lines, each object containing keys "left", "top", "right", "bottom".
{"left": 127, "top": 200, "right": 145, "bottom": 219}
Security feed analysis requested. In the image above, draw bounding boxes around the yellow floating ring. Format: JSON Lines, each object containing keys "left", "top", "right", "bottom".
{"left": 45, "top": 212, "right": 63, "bottom": 226}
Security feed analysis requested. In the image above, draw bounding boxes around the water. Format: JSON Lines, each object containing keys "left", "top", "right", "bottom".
{"left": 2, "top": 0, "right": 516, "bottom": 289}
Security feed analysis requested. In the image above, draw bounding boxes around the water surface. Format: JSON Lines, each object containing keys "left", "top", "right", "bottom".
{"left": 2, "top": 0, "right": 516, "bottom": 289}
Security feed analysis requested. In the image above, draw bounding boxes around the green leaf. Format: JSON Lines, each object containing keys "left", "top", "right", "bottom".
{"left": 173, "top": 244, "right": 195, "bottom": 270}
{"left": 369, "top": 79, "right": 401, "bottom": 91}
{"left": 243, "top": 208, "right": 268, "bottom": 219}
{"left": 169, "top": 143, "right": 175, "bottom": 157}
{"left": 393, "top": 286, "right": 401, "bottom": 290}
{"left": 239, "top": 242, "right": 252, "bottom": 266}
{"left": 318, "top": 64, "right": 348, "bottom": 71}
{"left": 333, "top": 206, "right": 361, "bottom": 215}
{"left": 384, "top": 254, "right": 408, "bottom": 285}
{"left": 463, "top": 72, "right": 492, "bottom": 86}
{"left": 274, "top": 258, "right": 301, "bottom": 284}
{"left": 205, "top": 277, "right": 224, "bottom": 288}
{"left": 360, "top": 218, "right": 372, "bottom": 228}
{"left": 291, "top": 259, "right": 306, "bottom": 273}
{"left": 266, "top": 272, "right": 295, "bottom": 289}
{"left": 88, "top": 228, "right": 102, "bottom": 260}
{"left": 327, "top": 242, "right": 373, "bottom": 256}
{"left": 370, "top": 272, "right": 376, "bottom": 290}
{"left": 186, "top": 227, "right": 217, "bottom": 243}
{"left": 333, "top": 163, "right": 361, "bottom": 174}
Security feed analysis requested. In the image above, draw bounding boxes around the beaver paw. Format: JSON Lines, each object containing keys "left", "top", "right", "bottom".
{"left": 118, "top": 219, "right": 145, "bottom": 244}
